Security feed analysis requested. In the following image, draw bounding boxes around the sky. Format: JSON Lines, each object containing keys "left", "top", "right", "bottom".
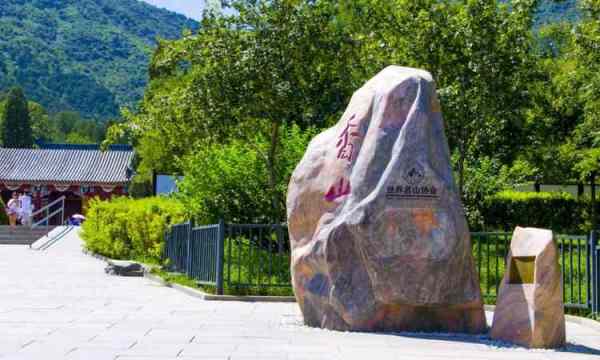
{"left": 141, "top": 0, "right": 206, "bottom": 21}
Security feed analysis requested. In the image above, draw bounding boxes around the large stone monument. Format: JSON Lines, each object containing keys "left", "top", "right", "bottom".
{"left": 286, "top": 66, "right": 486, "bottom": 332}
{"left": 491, "top": 227, "right": 566, "bottom": 348}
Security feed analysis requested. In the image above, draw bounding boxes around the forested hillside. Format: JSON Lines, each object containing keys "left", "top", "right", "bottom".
{"left": 0, "top": 0, "right": 578, "bottom": 122}
{"left": 537, "top": 0, "right": 579, "bottom": 24}
{"left": 0, "top": 0, "right": 197, "bottom": 119}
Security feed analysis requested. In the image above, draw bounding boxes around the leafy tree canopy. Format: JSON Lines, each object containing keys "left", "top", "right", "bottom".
{"left": 115, "top": 0, "right": 572, "bottom": 223}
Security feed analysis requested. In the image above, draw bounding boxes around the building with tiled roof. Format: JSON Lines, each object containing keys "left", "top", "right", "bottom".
{"left": 0, "top": 144, "right": 134, "bottom": 221}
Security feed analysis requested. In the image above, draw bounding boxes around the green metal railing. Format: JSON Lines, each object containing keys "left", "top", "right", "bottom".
{"left": 224, "top": 223, "right": 290, "bottom": 292}
{"left": 164, "top": 222, "right": 600, "bottom": 313}
{"left": 164, "top": 221, "right": 288, "bottom": 295}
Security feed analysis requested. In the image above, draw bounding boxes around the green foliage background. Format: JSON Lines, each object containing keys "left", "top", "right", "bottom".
{"left": 0, "top": 87, "right": 33, "bottom": 148}
{"left": 1, "top": 0, "right": 594, "bottom": 234}
{"left": 81, "top": 197, "right": 186, "bottom": 262}
{"left": 1, "top": 94, "right": 109, "bottom": 145}
{"left": 176, "top": 125, "right": 319, "bottom": 224}
{"left": 481, "top": 190, "right": 596, "bottom": 233}
{"left": 0, "top": 197, "right": 8, "bottom": 225}
{"left": 0, "top": 0, "right": 197, "bottom": 119}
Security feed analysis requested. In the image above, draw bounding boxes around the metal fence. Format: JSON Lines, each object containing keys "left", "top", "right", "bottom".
{"left": 224, "top": 223, "right": 290, "bottom": 291}
{"left": 164, "top": 221, "right": 288, "bottom": 295}
{"left": 164, "top": 222, "right": 600, "bottom": 314}
{"left": 163, "top": 221, "right": 224, "bottom": 292}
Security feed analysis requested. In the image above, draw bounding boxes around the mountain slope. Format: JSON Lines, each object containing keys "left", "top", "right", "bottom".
{"left": 536, "top": 0, "right": 579, "bottom": 25}
{"left": 0, "top": 0, "right": 197, "bottom": 119}
{"left": 0, "top": 0, "right": 576, "bottom": 120}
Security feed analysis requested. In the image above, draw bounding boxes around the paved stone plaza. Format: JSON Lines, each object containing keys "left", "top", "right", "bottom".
{"left": 0, "top": 230, "right": 599, "bottom": 360}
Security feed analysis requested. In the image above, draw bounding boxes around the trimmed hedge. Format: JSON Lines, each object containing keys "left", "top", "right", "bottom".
{"left": 482, "top": 190, "right": 596, "bottom": 234}
{"left": 81, "top": 197, "right": 186, "bottom": 262}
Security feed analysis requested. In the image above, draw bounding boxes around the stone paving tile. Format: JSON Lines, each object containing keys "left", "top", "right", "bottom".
{"left": 13, "top": 340, "right": 75, "bottom": 358}
{"left": 0, "top": 230, "right": 598, "bottom": 360}
{"left": 86, "top": 336, "right": 140, "bottom": 349}
{"left": 62, "top": 348, "right": 120, "bottom": 360}
{"left": 178, "top": 343, "right": 238, "bottom": 357}
{"left": 116, "top": 358, "right": 182, "bottom": 360}
{"left": 138, "top": 329, "right": 197, "bottom": 344}
{"left": 117, "top": 343, "right": 184, "bottom": 357}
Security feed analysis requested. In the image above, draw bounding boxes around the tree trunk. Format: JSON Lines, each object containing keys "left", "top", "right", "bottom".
{"left": 458, "top": 127, "right": 466, "bottom": 201}
{"left": 267, "top": 121, "right": 281, "bottom": 223}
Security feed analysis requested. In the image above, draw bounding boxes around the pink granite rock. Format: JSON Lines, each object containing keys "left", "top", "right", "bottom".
{"left": 491, "top": 227, "right": 566, "bottom": 348}
{"left": 286, "top": 66, "right": 486, "bottom": 332}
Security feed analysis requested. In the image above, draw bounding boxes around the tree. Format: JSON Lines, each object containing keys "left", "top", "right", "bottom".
{"left": 114, "top": 0, "right": 361, "bottom": 222}
{"left": 1, "top": 87, "right": 33, "bottom": 148}
{"left": 28, "top": 101, "right": 57, "bottom": 143}
{"left": 571, "top": 0, "right": 600, "bottom": 179}
{"left": 340, "top": 0, "right": 538, "bottom": 198}
{"left": 195, "top": 0, "right": 360, "bottom": 221}
{"left": 112, "top": 0, "right": 563, "bottom": 224}
{"left": 51, "top": 111, "right": 107, "bottom": 144}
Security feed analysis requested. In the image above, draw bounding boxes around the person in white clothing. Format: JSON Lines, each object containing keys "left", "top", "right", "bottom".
{"left": 18, "top": 191, "right": 32, "bottom": 226}
{"left": 5, "top": 192, "right": 20, "bottom": 233}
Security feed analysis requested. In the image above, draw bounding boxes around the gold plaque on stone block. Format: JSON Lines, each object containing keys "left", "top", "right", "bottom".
{"left": 509, "top": 256, "right": 536, "bottom": 284}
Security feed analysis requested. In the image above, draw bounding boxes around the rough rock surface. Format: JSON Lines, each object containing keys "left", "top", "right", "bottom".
{"left": 287, "top": 66, "right": 486, "bottom": 332}
{"left": 105, "top": 260, "right": 144, "bottom": 277}
{"left": 491, "top": 227, "right": 566, "bottom": 348}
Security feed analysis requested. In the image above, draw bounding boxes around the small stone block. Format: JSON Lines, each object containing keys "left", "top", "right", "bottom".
{"left": 490, "top": 227, "right": 566, "bottom": 348}
{"left": 104, "top": 260, "right": 144, "bottom": 277}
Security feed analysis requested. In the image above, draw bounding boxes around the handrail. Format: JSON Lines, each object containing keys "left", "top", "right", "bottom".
{"left": 31, "top": 196, "right": 66, "bottom": 232}
{"left": 31, "top": 196, "right": 66, "bottom": 219}
{"left": 32, "top": 208, "right": 64, "bottom": 228}
{"left": 33, "top": 226, "right": 74, "bottom": 251}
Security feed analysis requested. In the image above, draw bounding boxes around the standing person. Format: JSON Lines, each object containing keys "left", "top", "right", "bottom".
{"left": 19, "top": 191, "right": 32, "bottom": 226}
{"left": 5, "top": 192, "right": 20, "bottom": 233}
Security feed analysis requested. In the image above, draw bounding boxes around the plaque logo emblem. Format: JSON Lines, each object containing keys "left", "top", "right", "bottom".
{"left": 386, "top": 162, "right": 438, "bottom": 200}
{"left": 403, "top": 163, "right": 425, "bottom": 186}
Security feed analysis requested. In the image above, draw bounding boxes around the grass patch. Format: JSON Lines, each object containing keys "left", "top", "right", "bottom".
{"left": 150, "top": 267, "right": 294, "bottom": 296}
{"left": 150, "top": 268, "right": 203, "bottom": 289}
{"left": 223, "top": 236, "right": 291, "bottom": 290}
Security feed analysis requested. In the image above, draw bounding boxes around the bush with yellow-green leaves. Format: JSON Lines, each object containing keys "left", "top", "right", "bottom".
{"left": 81, "top": 196, "right": 186, "bottom": 262}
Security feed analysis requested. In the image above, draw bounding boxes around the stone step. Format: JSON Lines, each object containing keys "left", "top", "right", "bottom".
{"left": 0, "top": 239, "right": 37, "bottom": 245}
{"left": 0, "top": 231, "right": 53, "bottom": 237}
{"left": 0, "top": 226, "right": 56, "bottom": 245}
{"left": 0, "top": 235, "right": 49, "bottom": 241}
{"left": 0, "top": 225, "right": 55, "bottom": 231}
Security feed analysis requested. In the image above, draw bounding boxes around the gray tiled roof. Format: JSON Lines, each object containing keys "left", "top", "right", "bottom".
{"left": 0, "top": 147, "right": 134, "bottom": 185}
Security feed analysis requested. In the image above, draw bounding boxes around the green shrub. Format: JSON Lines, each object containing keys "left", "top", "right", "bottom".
{"left": 81, "top": 196, "right": 186, "bottom": 261}
{"left": 176, "top": 124, "right": 318, "bottom": 224}
{"left": 458, "top": 157, "right": 540, "bottom": 231}
{"left": 0, "top": 197, "right": 8, "bottom": 225}
{"left": 481, "top": 190, "right": 596, "bottom": 234}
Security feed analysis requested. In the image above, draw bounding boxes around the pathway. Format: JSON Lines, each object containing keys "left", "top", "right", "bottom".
{"left": 0, "top": 230, "right": 599, "bottom": 359}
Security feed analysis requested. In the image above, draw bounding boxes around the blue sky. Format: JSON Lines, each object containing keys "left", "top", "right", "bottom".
{"left": 141, "top": 0, "right": 206, "bottom": 20}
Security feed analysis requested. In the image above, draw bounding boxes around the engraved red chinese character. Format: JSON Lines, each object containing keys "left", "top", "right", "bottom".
{"left": 336, "top": 114, "right": 360, "bottom": 162}
{"left": 325, "top": 177, "right": 351, "bottom": 202}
